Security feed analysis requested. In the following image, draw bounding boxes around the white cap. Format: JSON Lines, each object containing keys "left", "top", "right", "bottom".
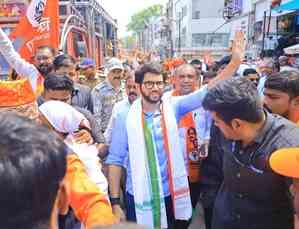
{"left": 105, "top": 58, "right": 124, "bottom": 73}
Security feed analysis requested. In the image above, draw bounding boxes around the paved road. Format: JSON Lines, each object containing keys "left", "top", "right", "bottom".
{"left": 189, "top": 202, "right": 206, "bottom": 229}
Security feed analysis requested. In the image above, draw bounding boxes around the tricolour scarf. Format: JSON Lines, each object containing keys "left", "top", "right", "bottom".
{"left": 127, "top": 98, "right": 192, "bottom": 229}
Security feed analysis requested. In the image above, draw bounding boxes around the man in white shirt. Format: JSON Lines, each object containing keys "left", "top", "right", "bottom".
{"left": 0, "top": 27, "right": 55, "bottom": 92}
{"left": 104, "top": 74, "right": 140, "bottom": 145}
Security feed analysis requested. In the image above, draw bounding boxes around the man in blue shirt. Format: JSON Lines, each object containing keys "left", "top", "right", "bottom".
{"left": 106, "top": 32, "right": 245, "bottom": 228}
{"left": 257, "top": 58, "right": 275, "bottom": 96}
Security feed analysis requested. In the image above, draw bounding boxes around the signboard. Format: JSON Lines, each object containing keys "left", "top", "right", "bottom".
{"left": 230, "top": 16, "right": 249, "bottom": 40}
{"left": 0, "top": 2, "right": 27, "bottom": 17}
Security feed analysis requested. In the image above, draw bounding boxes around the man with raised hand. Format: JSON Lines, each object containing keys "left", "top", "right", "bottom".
{"left": 106, "top": 32, "right": 245, "bottom": 229}
{"left": 0, "top": 27, "right": 55, "bottom": 94}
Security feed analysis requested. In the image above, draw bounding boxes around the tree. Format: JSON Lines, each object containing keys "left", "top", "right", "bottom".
{"left": 127, "top": 4, "right": 163, "bottom": 33}
{"left": 121, "top": 35, "right": 137, "bottom": 50}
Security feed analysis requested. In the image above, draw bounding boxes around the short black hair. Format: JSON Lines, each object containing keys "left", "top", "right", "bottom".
{"left": 216, "top": 55, "right": 231, "bottom": 67}
{"left": 36, "top": 45, "right": 56, "bottom": 56}
{"left": 265, "top": 71, "right": 299, "bottom": 99}
{"left": 53, "top": 54, "right": 76, "bottom": 71}
{"left": 243, "top": 68, "right": 258, "bottom": 76}
{"left": 44, "top": 74, "right": 74, "bottom": 92}
{"left": 203, "top": 77, "right": 264, "bottom": 124}
{"left": 203, "top": 71, "right": 217, "bottom": 80}
{"left": 0, "top": 113, "right": 67, "bottom": 229}
{"left": 135, "top": 63, "right": 162, "bottom": 84}
{"left": 190, "top": 59, "right": 202, "bottom": 65}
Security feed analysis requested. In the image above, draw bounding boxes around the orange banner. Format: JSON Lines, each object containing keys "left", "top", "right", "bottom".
{"left": 10, "top": 0, "right": 60, "bottom": 61}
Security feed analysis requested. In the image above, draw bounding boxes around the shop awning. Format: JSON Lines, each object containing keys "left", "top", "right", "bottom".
{"left": 284, "top": 44, "right": 299, "bottom": 55}
{"left": 273, "top": 0, "right": 299, "bottom": 12}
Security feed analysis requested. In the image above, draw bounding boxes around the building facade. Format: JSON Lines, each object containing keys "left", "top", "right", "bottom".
{"left": 0, "top": 0, "right": 118, "bottom": 70}
{"left": 67, "top": 0, "right": 118, "bottom": 64}
{"left": 167, "top": 0, "right": 231, "bottom": 59}
{"left": 225, "top": 0, "right": 299, "bottom": 58}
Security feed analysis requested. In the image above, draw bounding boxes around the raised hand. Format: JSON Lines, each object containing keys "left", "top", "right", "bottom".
{"left": 231, "top": 31, "right": 246, "bottom": 64}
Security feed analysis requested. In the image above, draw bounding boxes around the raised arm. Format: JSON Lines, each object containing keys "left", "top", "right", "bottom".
{"left": 208, "top": 31, "right": 246, "bottom": 89}
{"left": 0, "top": 27, "right": 39, "bottom": 91}
{"left": 173, "top": 32, "right": 245, "bottom": 120}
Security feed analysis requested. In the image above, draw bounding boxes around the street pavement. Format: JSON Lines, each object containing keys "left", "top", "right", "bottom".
{"left": 189, "top": 202, "right": 206, "bottom": 229}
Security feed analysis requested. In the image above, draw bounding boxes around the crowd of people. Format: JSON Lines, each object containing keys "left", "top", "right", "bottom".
{"left": 1, "top": 24, "right": 299, "bottom": 229}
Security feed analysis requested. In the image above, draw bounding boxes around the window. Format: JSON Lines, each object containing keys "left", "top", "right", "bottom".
{"left": 175, "top": 38, "right": 179, "bottom": 48}
{"left": 277, "top": 13, "right": 299, "bottom": 35}
{"left": 182, "top": 6, "right": 187, "bottom": 18}
{"left": 77, "top": 8, "right": 87, "bottom": 20}
{"left": 155, "top": 32, "right": 159, "bottom": 39}
{"left": 192, "top": 34, "right": 206, "bottom": 47}
{"left": 181, "top": 27, "right": 187, "bottom": 47}
{"left": 59, "top": 5, "right": 67, "bottom": 15}
{"left": 193, "top": 11, "right": 200, "bottom": 20}
{"left": 224, "top": 0, "right": 243, "bottom": 17}
{"left": 73, "top": 32, "right": 87, "bottom": 57}
{"left": 182, "top": 27, "right": 186, "bottom": 36}
{"left": 192, "top": 33, "right": 230, "bottom": 47}
{"left": 233, "top": 0, "right": 243, "bottom": 13}
{"left": 209, "top": 34, "right": 226, "bottom": 47}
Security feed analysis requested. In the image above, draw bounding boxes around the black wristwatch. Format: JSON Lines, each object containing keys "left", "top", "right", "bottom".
{"left": 110, "top": 197, "right": 121, "bottom": 206}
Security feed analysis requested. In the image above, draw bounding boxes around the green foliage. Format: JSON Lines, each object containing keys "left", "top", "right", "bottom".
{"left": 127, "top": 4, "right": 163, "bottom": 33}
{"left": 121, "top": 35, "right": 137, "bottom": 49}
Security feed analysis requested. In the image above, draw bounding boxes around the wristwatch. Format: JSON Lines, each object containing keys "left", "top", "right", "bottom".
{"left": 110, "top": 197, "right": 121, "bottom": 205}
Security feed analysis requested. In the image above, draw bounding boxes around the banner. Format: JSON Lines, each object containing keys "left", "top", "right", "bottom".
{"left": 9, "top": 0, "right": 60, "bottom": 61}
{"left": 0, "top": 2, "right": 27, "bottom": 17}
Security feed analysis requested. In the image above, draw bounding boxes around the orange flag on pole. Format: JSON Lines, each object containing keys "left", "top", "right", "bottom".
{"left": 10, "top": 0, "right": 60, "bottom": 61}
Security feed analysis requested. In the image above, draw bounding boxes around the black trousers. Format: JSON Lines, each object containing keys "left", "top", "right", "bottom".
{"left": 204, "top": 206, "right": 213, "bottom": 229}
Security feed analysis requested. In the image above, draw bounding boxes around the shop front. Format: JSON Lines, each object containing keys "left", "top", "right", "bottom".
{"left": 273, "top": 0, "right": 299, "bottom": 57}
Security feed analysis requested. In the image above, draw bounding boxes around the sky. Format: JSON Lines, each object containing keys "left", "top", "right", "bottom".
{"left": 100, "top": 0, "right": 168, "bottom": 38}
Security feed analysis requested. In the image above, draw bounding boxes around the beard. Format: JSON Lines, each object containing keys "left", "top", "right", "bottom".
{"left": 37, "top": 64, "right": 53, "bottom": 77}
{"left": 140, "top": 89, "right": 162, "bottom": 104}
{"left": 128, "top": 92, "right": 138, "bottom": 104}
{"left": 128, "top": 92, "right": 137, "bottom": 97}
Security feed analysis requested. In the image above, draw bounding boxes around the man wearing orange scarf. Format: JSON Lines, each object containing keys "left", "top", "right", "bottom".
{"left": 169, "top": 63, "right": 212, "bottom": 210}
{"left": 0, "top": 79, "right": 116, "bottom": 229}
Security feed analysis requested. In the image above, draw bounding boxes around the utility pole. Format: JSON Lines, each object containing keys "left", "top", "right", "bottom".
{"left": 178, "top": 11, "right": 182, "bottom": 56}
{"left": 262, "top": 10, "right": 267, "bottom": 57}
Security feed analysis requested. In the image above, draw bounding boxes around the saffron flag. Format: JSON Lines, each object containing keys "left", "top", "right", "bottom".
{"left": 10, "top": 0, "right": 60, "bottom": 61}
